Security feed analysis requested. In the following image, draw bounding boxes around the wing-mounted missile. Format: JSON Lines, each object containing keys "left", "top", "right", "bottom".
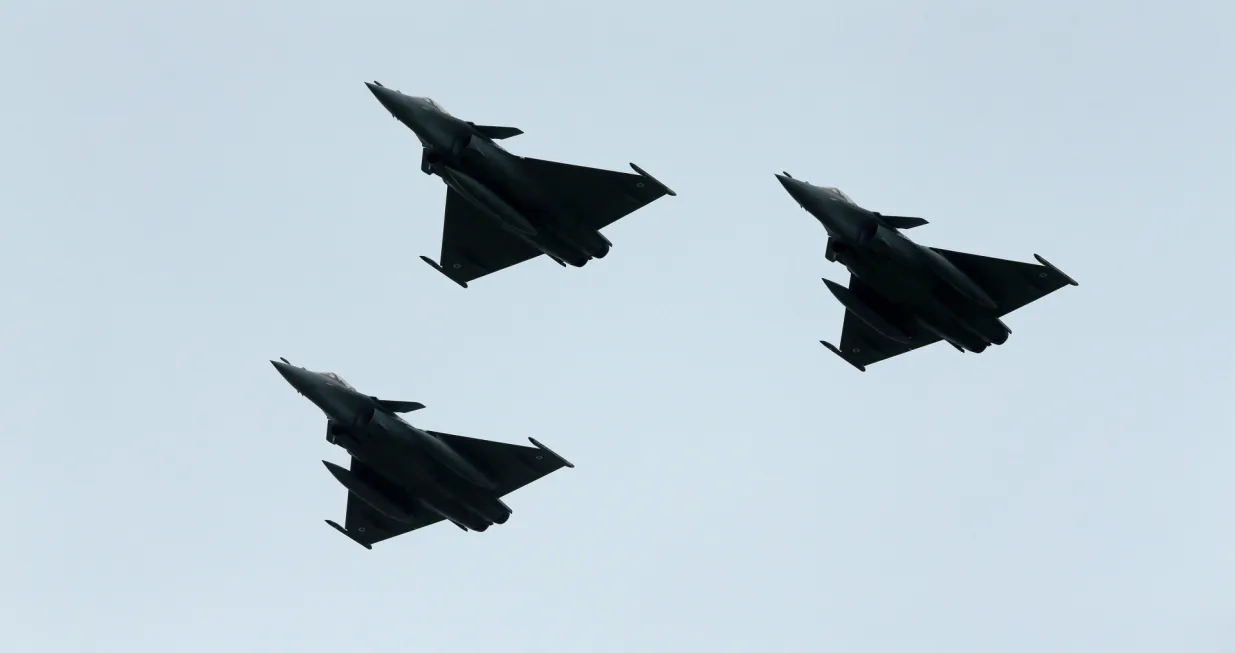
{"left": 820, "top": 340, "right": 866, "bottom": 372}
{"left": 821, "top": 277, "right": 912, "bottom": 344}
{"left": 629, "top": 163, "right": 677, "bottom": 197}
{"left": 324, "top": 519, "right": 373, "bottom": 550}
{"left": 528, "top": 437, "right": 575, "bottom": 469}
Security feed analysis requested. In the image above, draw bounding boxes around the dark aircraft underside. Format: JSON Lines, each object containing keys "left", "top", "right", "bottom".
{"left": 822, "top": 249, "right": 1078, "bottom": 371}
{"left": 420, "top": 159, "right": 675, "bottom": 288}
{"left": 327, "top": 430, "right": 573, "bottom": 549}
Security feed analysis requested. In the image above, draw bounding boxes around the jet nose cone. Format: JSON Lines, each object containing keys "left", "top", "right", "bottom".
{"left": 365, "top": 81, "right": 401, "bottom": 112}
{"left": 271, "top": 359, "right": 314, "bottom": 394}
{"left": 271, "top": 359, "right": 298, "bottom": 383}
{"left": 775, "top": 172, "right": 809, "bottom": 201}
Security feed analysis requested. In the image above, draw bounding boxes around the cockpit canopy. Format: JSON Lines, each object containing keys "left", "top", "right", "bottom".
{"left": 320, "top": 371, "right": 354, "bottom": 390}
{"left": 820, "top": 186, "right": 855, "bottom": 205}
{"left": 416, "top": 96, "right": 448, "bottom": 114}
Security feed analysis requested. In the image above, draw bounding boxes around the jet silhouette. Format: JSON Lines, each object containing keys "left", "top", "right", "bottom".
{"left": 272, "top": 358, "right": 573, "bottom": 549}
{"left": 366, "top": 81, "right": 676, "bottom": 287}
{"left": 775, "top": 173, "right": 1078, "bottom": 371}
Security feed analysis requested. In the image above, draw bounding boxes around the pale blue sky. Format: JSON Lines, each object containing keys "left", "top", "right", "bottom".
{"left": 2, "top": 1, "right": 1232, "bottom": 651}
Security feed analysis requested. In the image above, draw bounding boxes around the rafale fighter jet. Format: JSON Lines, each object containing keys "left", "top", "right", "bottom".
{"left": 775, "top": 173, "right": 1078, "bottom": 372}
{"left": 271, "top": 358, "right": 574, "bottom": 549}
{"left": 365, "top": 81, "right": 677, "bottom": 287}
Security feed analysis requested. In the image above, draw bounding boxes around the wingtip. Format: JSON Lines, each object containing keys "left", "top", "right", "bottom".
{"left": 528, "top": 437, "right": 575, "bottom": 469}
{"left": 629, "top": 162, "right": 676, "bottom": 197}
{"left": 325, "top": 519, "right": 373, "bottom": 550}
{"left": 1032, "top": 254, "right": 1079, "bottom": 287}
{"left": 419, "top": 255, "right": 468, "bottom": 288}
{"left": 820, "top": 340, "right": 866, "bottom": 372}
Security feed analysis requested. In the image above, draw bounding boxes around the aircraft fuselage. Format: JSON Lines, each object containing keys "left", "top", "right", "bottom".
{"left": 434, "top": 143, "right": 611, "bottom": 266}
{"left": 829, "top": 227, "right": 1012, "bottom": 353}
{"left": 775, "top": 173, "right": 1010, "bottom": 353}
{"left": 281, "top": 362, "right": 512, "bottom": 532}
{"left": 370, "top": 84, "right": 610, "bottom": 266}
{"left": 329, "top": 407, "right": 513, "bottom": 533}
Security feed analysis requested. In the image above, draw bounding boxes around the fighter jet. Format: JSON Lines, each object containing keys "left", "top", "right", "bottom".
{"left": 774, "top": 172, "right": 1079, "bottom": 371}
{"left": 365, "top": 81, "right": 677, "bottom": 287}
{"left": 271, "top": 358, "right": 574, "bottom": 549}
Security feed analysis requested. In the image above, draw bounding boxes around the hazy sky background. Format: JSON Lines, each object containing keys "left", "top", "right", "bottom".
{"left": 2, "top": 1, "right": 1232, "bottom": 651}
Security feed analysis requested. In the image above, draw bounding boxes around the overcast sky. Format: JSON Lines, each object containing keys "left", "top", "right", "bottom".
{"left": 3, "top": 1, "right": 1232, "bottom": 651}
